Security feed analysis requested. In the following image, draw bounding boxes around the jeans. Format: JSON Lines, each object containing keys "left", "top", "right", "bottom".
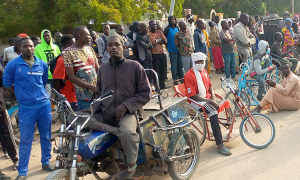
{"left": 152, "top": 54, "right": 167, "bottom": 89}
{"left": 70, "top": 102, "right": 79, "bottom": 111}
{"left": 78, "top": 100, "right": 93, "bottom": 111}
{"left": 222, "top": 53, "right": 236, "bottom": 78}
{"left": 169, "top": 52, "right": 184, "bottom": 81}
{"left": 181, "top": 56, "right": 192, "bottom": 74}
{"left": 253, "top": 59, "right": 270, "bottom": 101}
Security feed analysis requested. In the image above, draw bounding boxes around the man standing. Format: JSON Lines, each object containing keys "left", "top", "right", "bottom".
{"left": 127, "top": 21, "right": 140, "bottom": 61}
{"left": 252, "top": 63, "right": 300, "bottom": 113}
{"left": 52, "top": 34, "right": 78, "bottom": 111}
{"left": 219, "top": 20, "right": 236, "bottom": 79}
{"left": 271, "top": 32, "right": 298, "bottom": 73}
{"left": 186, "top": 14, "right": 196, "bottom": 51}
{"left": 3, "top": 37, "right": 22, "bottom": 66}
{"left": 184, "top": 52, "right": 231, "bottom": 156}
{"left": 136, "top": 23, "right": 153, "bottom": 71}
{"left": 34, "top": 30, "right": 61, "bottom": 95}
{"left": 194, "top": 20, "right": 209, "bottom": 69}
{"left": 279, "top": 11, "right": 291, "bottom": 30}
{"left": 63, "top": 26, "right": 99, "bottom": 110}
{"left": 53, "top": 32, "right": 63, "bottom": 51}
{"left": 4, "top": 37, "right": 54, "bottom": 180}
{"left": 164, "top": 16, "right": 184, "bottom": 83}
{"left": 233, "top": 13, "right": 256, "bottom": 62}
{"left": 74, "top": 33, "right": 151, "bottom": 179}
{"left": 148, "top": 21, "right": 168, "bottom": 89}
{"left": 97, "top": 24, "right": 111, "bottom": 63}
{"left": 175, "top": 21, "right": 194, "bottom": 74}
{"left": 213, "top": 16, "right": 221, "bottom": 32}
{"left": 30, "top": 36, "right": 41, "bottom": 47}
{"left": 116, "top": 25, "right": 134, "bottom": 59}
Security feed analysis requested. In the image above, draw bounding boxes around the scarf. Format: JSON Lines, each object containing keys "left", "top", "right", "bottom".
{"left": 191, "top": 52, "right": 206, "bottom": 98}
{"left": 285, "top": 18, "right": 294, "bottom": 37}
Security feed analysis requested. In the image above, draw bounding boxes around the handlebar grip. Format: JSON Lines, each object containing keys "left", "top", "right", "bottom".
{"left": 100, "top": 90, "right": 113, "bottom": 99}
{"left": 51, "top": 88, "right": 66, "bottom": 101}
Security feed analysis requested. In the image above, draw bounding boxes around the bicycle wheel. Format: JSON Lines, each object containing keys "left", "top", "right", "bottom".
{"left": 268, "top": 69, "right": 283, "bottom": 88}
{"left": 10, "top": 109, "right": 39, "bottom": 144}
{"left": 240, "top": 113, "right": 275, "bottom": 149}
{"left": 225, "top": 90, "right": 250, "bottom": 117}
{"left": 167, "top": 129, "right": 200, "bottom": 180}
{"left": 221, "top": 78, "right": 236, "bottom": 92}
{"left": 187, "top": 103, "right": 206, "bottom": 146}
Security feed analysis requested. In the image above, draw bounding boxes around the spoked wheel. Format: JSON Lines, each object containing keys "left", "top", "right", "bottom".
{"left": 167, "top": 129, "right": 200, "bottom": 180}
{"left": 240, "top": 113, "right": 275, "bottom": 149}
{"left": 10, "top": 109, "right": 39, "bottom": 144}
{"left": 225, "top": 90, "right": 250, "bottom": 117}
{"left": 267, "top": 69, "right": 283, "bottom": 90}
{"left": 45, "top": 169, "right": 79, "bottom": 180}
{"left": 221, "top": 78, "right": 236, "bottom": 93}
{"left": 187, "top": 103, "right": 206, "bottom": 146}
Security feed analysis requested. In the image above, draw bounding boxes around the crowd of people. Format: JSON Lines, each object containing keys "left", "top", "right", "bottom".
{"left": 1, "top": 10, "right": 300, "bottom": 180}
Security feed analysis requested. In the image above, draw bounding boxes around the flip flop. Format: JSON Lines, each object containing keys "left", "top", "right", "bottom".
{"left": 218, "top": 149, "right": 232, "bottom": 156}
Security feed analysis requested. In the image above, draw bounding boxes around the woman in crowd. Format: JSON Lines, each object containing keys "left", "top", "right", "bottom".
{"left": 209, "top": 21, "right": 224, "bottom": 74}
{"left": 281, "top": 18, "right": 296, "bottom": 55}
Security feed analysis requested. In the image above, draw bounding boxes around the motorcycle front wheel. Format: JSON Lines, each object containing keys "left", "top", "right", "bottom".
{"left": 45, "top": 169, "right": 79, "bottom": 180}
{"left": 167, "top": 129, "right": 200, "bottom": 180}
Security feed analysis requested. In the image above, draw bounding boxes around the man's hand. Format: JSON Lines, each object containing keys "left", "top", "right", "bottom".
{"left": 209, "top": 100, "right": 220, "bottom": 111}
{"left": 116, "top": 104, "right": 128, "bottom": 121}
{"left": 266, "top": 79, "right": 276, "bottom": 88}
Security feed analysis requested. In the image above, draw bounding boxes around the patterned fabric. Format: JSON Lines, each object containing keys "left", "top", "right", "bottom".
{"left": 282, "top": 27, "right": 295, "bottom": 55}
{"left": 228, "top": 30, "right": 240, "bottom": 71}
{"left": 175, "top": 31, "right": 193, "bottom": 57}
{"left": 62, "top": 46, "right": 97, "bottom": 101}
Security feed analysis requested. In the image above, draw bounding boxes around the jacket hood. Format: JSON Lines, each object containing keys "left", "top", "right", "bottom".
{"left": 258, "top": 40, "right": 268, "bottom": 55}
{"left": 131, "top": 21, "right": 139, "bottom": 32}
{"left": 40, "top": 29, "right": 53, "bottom": 47}
{"left": 168, "top": 16, "right": 177, "bottom": 27}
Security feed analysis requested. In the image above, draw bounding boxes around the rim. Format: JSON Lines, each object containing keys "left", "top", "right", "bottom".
{"left": 242, "top": 114, "right": 274, "bottom": 146}
{"left": 173, "top": 132, "right": 199, "bottom": 176}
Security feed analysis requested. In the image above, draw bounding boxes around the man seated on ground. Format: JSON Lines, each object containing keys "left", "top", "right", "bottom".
{"left": 249, "top": 40, "right": 275, "bottom": 101}
{"left": 271, "top": 32, "right": 298, "bottom": 73}
{"left": 184, "top": 52, "right": 231, "bottom": 156}
{"left": 252, "top": 63, "right": 300, "bottom": 113}
{"left": 71, "top": 33, "right": 152, "bottom": 179}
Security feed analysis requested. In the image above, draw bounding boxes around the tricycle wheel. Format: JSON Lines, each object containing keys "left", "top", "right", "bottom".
{"left": 187, "top": 103, "right": 206, "bottom": 146}
{"left": 167, "top": 129, "right": 200, "bottom": 180}
{"left": 225, "top": 90, "right": 250, "bottom": 117}
{"left": 45, "top": 169, "right": 79, "bottom": 180}
{"left": 240, "top": 113, "right": 276, "bottom": 149}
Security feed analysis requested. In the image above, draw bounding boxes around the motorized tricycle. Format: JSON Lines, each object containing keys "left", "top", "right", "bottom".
{"left": 46, "top": 70, "right": 201, "bottom": 180}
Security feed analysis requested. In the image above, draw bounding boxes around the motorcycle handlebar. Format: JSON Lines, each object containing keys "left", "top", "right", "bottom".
{"left": 51, "top": 88, "right": 66, "bottom": 101}
{"left": 100, "top": 90, "right": 113, "bottom": 99}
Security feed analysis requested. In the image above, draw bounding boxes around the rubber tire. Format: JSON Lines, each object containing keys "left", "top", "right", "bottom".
{"left": 239, "top": 113, "right": 276, "bottom": 149}
{"left": 167, "top": 129, "right": 200, "bottom": 180}
{"left": 45, "top": 169, "right": 79, "bottom": 180}
{"left": 225, "top": 90, "right": 250, "bottom": 117}
{"left": 187, "top": 103, "right": 206, "bottom": 146}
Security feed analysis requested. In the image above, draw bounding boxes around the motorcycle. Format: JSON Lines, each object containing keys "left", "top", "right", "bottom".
{"left": 46, "top": 79, "right": 201, "bottom": 180}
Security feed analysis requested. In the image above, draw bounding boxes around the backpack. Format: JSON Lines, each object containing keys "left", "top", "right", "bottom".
{"left": 49, "top": 54, "right": 61, "bottom": 75}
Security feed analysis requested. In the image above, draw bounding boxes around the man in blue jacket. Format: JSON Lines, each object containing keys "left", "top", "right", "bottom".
{"left": 164, "top": 16, "right": 184, "bottom": 83}
{"left": 3, "top": 37, "right": 53, "bottom": 180}
{"left": 194, "top": 20, "right": 208, "bottom": 55}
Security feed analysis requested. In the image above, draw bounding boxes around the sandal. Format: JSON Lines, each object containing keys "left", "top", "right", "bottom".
{"left": 218, "top": 149, "right": 232, "bottom": 156}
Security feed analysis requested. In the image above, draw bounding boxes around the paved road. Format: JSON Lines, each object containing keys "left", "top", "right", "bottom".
{"left": 1, "top": 72, "right": 300, "bottom": 180}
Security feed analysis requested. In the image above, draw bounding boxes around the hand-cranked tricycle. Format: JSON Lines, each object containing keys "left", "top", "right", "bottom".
{"left": 173, "top": 77, "right": 276, "bottom": 149}
{"left": 46, "top": 70, "right": 202, "bottom": 180}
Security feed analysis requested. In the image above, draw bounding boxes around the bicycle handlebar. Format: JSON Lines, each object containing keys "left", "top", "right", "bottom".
{"left": 51, "top": 88, "right": 66, "bottom": 101}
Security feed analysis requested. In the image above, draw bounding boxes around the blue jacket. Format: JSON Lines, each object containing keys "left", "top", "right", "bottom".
{"left": 3, "top": 55, "right": 50, "bottom": 109}
{"left": 164, "top": 16, "right": 179, "bottom": 53}
{"left": 194, "top": 28, "right": 208, "bottom": 54}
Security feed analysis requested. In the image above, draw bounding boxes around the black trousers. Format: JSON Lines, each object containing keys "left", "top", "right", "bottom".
{"left": 152, "top": 54, "right": 167, "bottom": 89}
{"left": 140, "top": 59, "right": 153, "bottom": 83}
{"left": 0, "top": 110, "right": 18, "bottom": 162}
{"left": 200, "top": 103, "right": 223, "bottom": 145}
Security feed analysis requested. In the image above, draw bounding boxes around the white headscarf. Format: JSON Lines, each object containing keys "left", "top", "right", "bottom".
{"left": 258, "top": 40, "right": 268, "bottom": 55}
{"left": 191, "top": 52, "right": 207, "bottom": 98}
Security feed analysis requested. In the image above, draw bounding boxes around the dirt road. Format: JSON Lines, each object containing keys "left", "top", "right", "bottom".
{"left": 1, "top": 71, "right": 300, "bottom": 180}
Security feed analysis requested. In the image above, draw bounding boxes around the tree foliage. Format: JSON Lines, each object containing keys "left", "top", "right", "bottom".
{"left": 0, "top": 0, "right": 183, "bottom": 40}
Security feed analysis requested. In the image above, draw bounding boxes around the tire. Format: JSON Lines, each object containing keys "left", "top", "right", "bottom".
{"left": 167, "top": 129, "right": 200, "bottom": 180}
{"left": 45, "top": 169, "right": 79, "bottom": 180}
{"left": 187, "top": 103, "right": 206, "bottom": 146}
{"left": 225, "top": 90, "right": 250, "bottom": 117}
{"left": 240, "top": 113, "right": 275, "bottom": 149}
{"left": 10, "top": 109, "right": 39, "bottom": 144}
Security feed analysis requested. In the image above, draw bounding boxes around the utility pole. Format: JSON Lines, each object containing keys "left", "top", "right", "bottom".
{"left": 169, "top": 0, "right": 175, "bottom": 15}
{"left": 292, "top": 0, "right": 295, "bottom": 16}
